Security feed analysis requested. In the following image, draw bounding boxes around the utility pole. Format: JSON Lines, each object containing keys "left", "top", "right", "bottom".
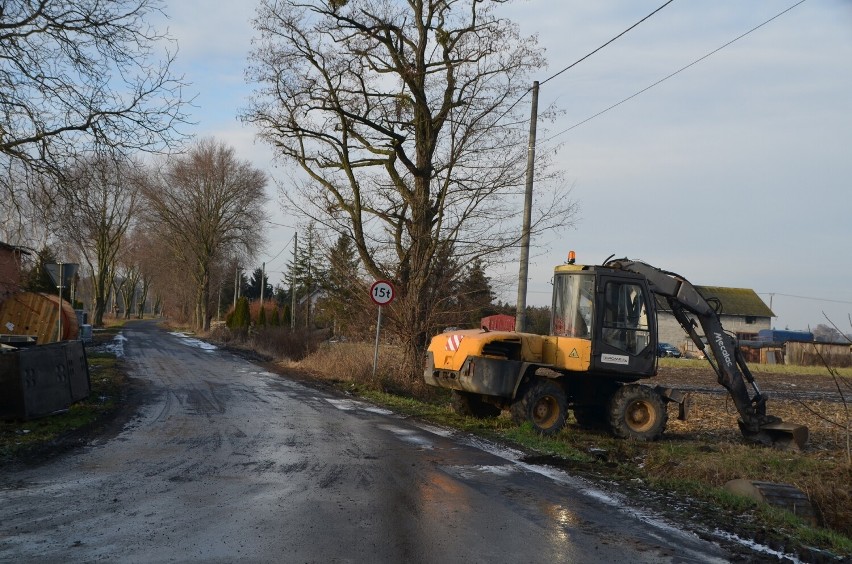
{"left": 233, "top": 265, "right": 239, "bottom": 309}
{"left": 515, "top": 80, "right": 539, "bottom": 333}
{"left": 260, "top": 261, "right": 266, "bottom": 306}
{"left": 290, "top": 232, "right": 298, "bottom": 330}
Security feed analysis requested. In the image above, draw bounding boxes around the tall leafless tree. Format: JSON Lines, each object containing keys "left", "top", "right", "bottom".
{"left": 142, "top": 138, "right": 268, "bottom": 331}
{"left": 244, "top": 0, "right": 575, "bottom": 376}
{"left": 59, "top": 155, "right": 140, "bottom": 326}
{"left": 0, "top": 0, "right": 190, "bottom": 204}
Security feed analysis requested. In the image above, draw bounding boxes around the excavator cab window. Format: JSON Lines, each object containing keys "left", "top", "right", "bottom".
{"left": 601, "top": 281, "right": 651, "bottom": 355}
{"left": 551, "top": 273, "right": 594, "bottom": 338}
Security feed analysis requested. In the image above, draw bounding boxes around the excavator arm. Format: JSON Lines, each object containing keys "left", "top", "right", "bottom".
{"left": 605, "top": 258, "right": 808, "bottom": 450}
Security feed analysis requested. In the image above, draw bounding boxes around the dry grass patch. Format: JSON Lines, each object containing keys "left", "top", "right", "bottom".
{"left": 650, "top": 393, "right": 852, "bottom": 537}
{"left": 295, "top": 342, "right": 441, "bottom": 399}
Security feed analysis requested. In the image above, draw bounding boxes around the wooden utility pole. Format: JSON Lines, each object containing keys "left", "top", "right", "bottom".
{"left": 290, "top": 232, "right": 298, "bottom": 330}
{"left": 516, "top": 80, "right": 539, "bottom": 332}
{"left": 260, "top": 262, "right": 266, "bottom": 306}
{"left": 233, "top": 265, "right": 239, "bottom": 308}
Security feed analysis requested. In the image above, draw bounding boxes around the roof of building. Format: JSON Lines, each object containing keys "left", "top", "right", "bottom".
{"left": 0, "top": 241, "right": 31, "bottom": 255}
{"left": 655, "top": 286, "right": 774, "bottom": 318}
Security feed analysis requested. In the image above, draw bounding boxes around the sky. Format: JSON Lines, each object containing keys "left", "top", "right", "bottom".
{"left": 156, "top": 0, "right": 852, "bottom": 332}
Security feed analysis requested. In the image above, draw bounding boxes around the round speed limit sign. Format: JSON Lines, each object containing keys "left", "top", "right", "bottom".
{"left": 370, "top": 280, "right": 395, "bottom": 306}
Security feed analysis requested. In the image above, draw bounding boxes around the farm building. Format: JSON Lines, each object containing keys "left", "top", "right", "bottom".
{"left": 656, "top": 286, "right": 773, "bottom": 357}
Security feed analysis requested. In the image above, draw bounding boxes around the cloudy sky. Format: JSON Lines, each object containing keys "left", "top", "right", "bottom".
{"left": 157, "top": 0, "right": 852, "bottom": 332}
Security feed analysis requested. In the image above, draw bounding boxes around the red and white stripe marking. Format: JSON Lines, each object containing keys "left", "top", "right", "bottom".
{"left": 445, "top": 334, "right": 464, "bottom": 351}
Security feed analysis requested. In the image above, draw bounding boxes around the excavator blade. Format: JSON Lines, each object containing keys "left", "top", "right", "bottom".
{"left": 740, "top": 421, "right": 809, "bottom": 451}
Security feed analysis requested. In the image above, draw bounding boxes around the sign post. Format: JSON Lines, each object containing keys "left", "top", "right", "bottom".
{"left": 46, "top": 263, "right": 79, "bottom": 342}
{"left": 370, "top": 280, "right": 395, "bottom": 379}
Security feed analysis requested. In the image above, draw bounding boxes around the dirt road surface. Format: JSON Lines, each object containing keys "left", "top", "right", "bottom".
{"left": 1, "top": 321, "right": 772, "bottom": 562}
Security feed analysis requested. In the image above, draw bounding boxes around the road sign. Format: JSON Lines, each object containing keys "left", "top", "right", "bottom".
{"left": 370, "top": 280, "right": 395, "bottom": 306}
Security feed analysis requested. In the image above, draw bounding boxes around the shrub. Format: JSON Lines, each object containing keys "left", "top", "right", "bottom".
{"left": 228, "top": 297, "right": 250, "bottom": 330}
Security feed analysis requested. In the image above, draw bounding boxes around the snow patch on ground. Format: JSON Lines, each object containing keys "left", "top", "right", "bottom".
{"left": 325, "top": 397, "right": 394, "bottom": 415}
{"left": 90, "top": 332, "right": 126, "bottom": 357}
{"left": 169, "top": 332, "right": 217, "bottom": 352}
{"left": 377, "top": 424, "right": 434, "bottom": 449}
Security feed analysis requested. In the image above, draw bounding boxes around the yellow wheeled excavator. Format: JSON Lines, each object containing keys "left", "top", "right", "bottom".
{"left": 424, "top": 253, "right": 808, "bottom": 450}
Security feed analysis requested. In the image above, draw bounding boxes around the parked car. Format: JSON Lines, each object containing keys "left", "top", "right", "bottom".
{"left": 657, "top": 342, "right": 682, "bottom": 358}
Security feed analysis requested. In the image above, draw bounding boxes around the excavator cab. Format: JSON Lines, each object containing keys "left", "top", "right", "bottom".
{"left": 552, "top": 264, "right": 657, "bottom": 380}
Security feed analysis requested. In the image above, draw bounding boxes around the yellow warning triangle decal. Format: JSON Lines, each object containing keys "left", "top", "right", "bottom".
{"left": 569, "top": 348, "right": 579, "bottom": 358}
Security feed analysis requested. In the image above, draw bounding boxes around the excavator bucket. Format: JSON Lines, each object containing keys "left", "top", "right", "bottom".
{"left": 761, "top": 421, "right": 809, "bottom": 451}
{"left": 739, "top": 420, "right": 809, "bottom": 451}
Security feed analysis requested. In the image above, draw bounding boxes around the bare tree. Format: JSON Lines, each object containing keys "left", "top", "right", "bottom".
{"left": 142, "top": 138, "right": 268, "bottom": 331}
{"left": 244, "top": 0, "right": 575, "bottom": 376}
{"left": 0, "top": 0, "right": 190, "bottom": 203}
{"left": 116, "top": 248, "right": 143, "bottom": 320}
{"left": 59, "top": 155, "right": 140, "bottom": 326}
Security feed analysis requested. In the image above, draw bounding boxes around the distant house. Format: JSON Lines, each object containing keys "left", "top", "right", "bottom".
{"left": 0, "top": 241, "right": 30, "bottom": 304}
{"left": 655, "top": 286, "right": 773, "bottom": 355}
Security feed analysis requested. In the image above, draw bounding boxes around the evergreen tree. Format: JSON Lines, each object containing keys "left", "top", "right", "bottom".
{"left": 316, "top": 234, "right": 362, "bottom": 336}
{"left": 257, "top": 306, "right": 267, "bottom": 326}
{"left": 228, "top": 296, "right": 251, "bottom": 330}
{"left": 457, "top": 260, "right": 494, "bottom": 327}
{"left": 270, "top": 307, "right": 281, "bottom": 326}
{"left": 287, "top": 223, "right": 325, "bottom": 327}
{"left": 244, "top": 267, "right": 273, "bottom": 300}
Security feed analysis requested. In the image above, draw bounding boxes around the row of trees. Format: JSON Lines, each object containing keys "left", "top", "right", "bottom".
{"left": 5, "top": 139, "right": 268, "bottom": 331}
{"left": 2, "top": 0, "right": 573, "bottom": 382}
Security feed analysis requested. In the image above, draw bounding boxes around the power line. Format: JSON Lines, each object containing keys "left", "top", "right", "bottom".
{"left": 540, "top": 0, "right": 676, "bottom": 86}
{"left": 263, "top": 232, "right": 296, "bottom": 269}
{"left": 758, "top": 292, "right": 852, "bottom": 306}
{"left": 543, "top": 0, "right": 808, "bottom": 142}
{"left": 492, "top": 1, "right": 675, "bottom": 129}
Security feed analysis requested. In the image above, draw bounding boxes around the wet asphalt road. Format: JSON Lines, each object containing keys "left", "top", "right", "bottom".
{"left": 0, "top": 321, "right": 741, "bottom": 563}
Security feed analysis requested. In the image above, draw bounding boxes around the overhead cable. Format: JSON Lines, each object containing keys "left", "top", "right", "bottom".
{"left": 543, "top": 0, "right": 808, "bottom": 142}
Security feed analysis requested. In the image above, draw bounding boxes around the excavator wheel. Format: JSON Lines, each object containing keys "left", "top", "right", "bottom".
{"left": 450, "top": 390, "right": 502, "bottom": 419}
{"left": 607, "top": 384, "right": 668, "bottom": 441}
{"left": 511, "top": 378, "right": 568, "bottom": 436}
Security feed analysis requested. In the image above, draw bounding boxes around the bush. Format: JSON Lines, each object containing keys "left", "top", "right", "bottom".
{"left": 227, "top": 297, "right": 251, "bottom": 330}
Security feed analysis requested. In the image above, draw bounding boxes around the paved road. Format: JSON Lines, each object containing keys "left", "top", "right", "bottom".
{"left": 0, "top": 321, "right": 752, "bottom": 562}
